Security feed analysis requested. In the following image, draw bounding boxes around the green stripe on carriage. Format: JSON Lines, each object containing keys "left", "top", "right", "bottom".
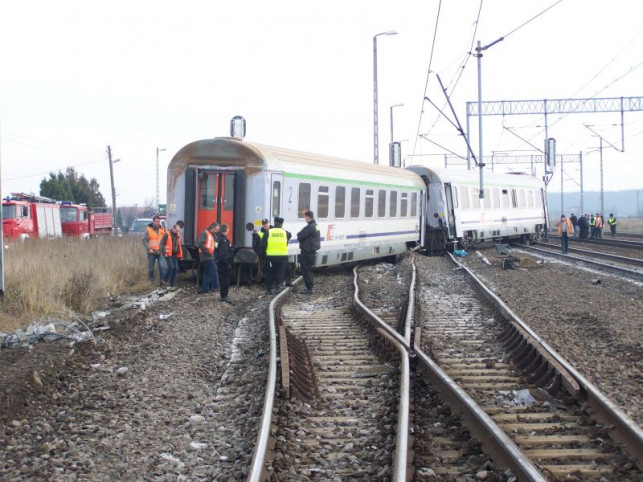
{"left": 282, "top": 172, "right": 422, "bottom": 190}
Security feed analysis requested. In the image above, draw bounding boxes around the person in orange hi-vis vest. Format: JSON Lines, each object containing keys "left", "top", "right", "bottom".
{"left": 142, "top": 215, "right": 167, "bottom": 285}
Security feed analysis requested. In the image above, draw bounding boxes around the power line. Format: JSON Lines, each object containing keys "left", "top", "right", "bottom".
{"left": 3, "top": 158, "right": 106, "bottom": 181}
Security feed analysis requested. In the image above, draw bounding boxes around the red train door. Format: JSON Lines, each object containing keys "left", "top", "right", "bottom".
{"left": 196, "top": 170, "right": 235, "bottom": 242}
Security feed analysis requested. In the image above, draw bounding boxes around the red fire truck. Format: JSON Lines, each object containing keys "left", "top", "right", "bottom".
{"left": 2, "top": 193, "right": 63, "bottom": 240}
{"left": 60, "top": 202, "right": 113, "bottom": 238}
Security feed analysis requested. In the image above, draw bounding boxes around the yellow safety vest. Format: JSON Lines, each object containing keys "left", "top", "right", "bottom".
{"left": 265, "top": 228, "right": 288, "bottom": 256}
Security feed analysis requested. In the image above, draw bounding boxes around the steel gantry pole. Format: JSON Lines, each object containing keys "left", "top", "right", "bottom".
{"left": 373, "top": 30, "right": 397, "bottom": 165}
{"left": 474, "top": 37, "right": 503, "bottom": 198}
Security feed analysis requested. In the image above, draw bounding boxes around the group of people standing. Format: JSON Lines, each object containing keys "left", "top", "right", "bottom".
{"left": 143, "top": 210, "right": 322, "bottom": 302}
{"left": 557, "top": 212, "right": 618, "bottom": 254}
{"left": 568, "top": 212, "right": 617, "bottom": 240}
{"left": 253, "top": 210, "right": 321, "bottom": 296}
{"left": 142, "top": 215, "right": 184, "bottom": 287}
{"left": 196, "top": 222, "right": 234, "bottom": 304}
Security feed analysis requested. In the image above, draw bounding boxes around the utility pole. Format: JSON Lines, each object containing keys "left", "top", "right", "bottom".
{"left": 156, "top": 147, "right": 166, "bottom": 213}
{"left": 473, "top": 37, "right": 504, "bottom": 199}
{"left": 579, "top": 151, "right": 584, "bottom": 215}
{"left": 107, "top": 146, "right": 117, "bottom": 233}
{"left": 599, "top": 137, "right": 604, "bottom": 216}
{"left": 0, "top": 127, "right": 4, "bottom": 297}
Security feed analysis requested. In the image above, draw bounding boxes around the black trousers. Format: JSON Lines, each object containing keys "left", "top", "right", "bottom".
{"left": 217, "top": 261, "right": 232, "bottom": 298}
{"left": 266, "top": 256, "right": 287, "bottom": 290}
{"left": 300, "top": 251, "right": 316, "bottom": 290}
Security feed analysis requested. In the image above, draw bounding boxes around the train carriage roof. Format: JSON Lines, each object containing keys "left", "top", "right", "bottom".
{"left": 406, "top": 165, "right": 544, "bottom": 189}
{"left": 168, "top": 137, "right": 424, "bottom": 190}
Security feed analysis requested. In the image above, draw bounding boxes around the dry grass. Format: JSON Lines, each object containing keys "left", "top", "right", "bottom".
{"left": 0, "top": 236, "right": 151, "bottom": 332}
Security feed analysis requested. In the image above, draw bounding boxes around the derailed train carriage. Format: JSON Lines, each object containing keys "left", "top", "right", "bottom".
{"left": 166, "top": 136, "right": 547, "bottom": 277}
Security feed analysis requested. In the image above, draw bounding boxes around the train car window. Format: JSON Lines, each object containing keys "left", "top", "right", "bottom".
{"left": 471, "top": 189, "right": 480, "bottom": 210}
{"left": 452, "top": 187, "right": 459, "bottom": 208}
{"left": 365, "top": 189, "right": 374, "bottom": 217}
{"left": 378, "top": 190, "right": 386, "bottom": 217}
{"left": 535, "top": 190, "right": 542, "bottom": 207}
{"left": 411, "top": 192, "right": 417, "bottom": 216}
{"left": 390, "top": 191, "right": 397, "bottom": 217}
{"left": 501, "top": 189, "right": 510, "bottom": 208}
{"left": 298, "top": 183, "right": 311, "bottom": 218}
{"left": 350, "top": 187, "right": 360, "bottom": 218}
{"left": 401, "top": 192, "right": 408, "bottom": 217}
{"left": 272, "top": 181, "right": 281, "bottom": 217}
{"left": 483, "top": 189, "right": 491, "bottom": 209}
{"left": 461, "top": 187, "right": 470, "bottom": 209}
{"left": 518, "top": 189, "right": 526, "bottom": 208}
{"left": 224, "top": 175, "right": 234, "bottom": 209}
{"left": 527, "top": 189, "right": 534, "bottom": 208}
{"left": 200, "top": 175, "right": 215, "bottom": 210}
{"left": 335, "top": 186, "right": 346, "bottom": 218}
{"left": 492, "top": 188, "right": 500, "bottom": 209}
{"left": 511, "top": 189, "right": 518, "bottom": 208}
{"left": 318, "top": 185, "right": 329, "bottom": 219}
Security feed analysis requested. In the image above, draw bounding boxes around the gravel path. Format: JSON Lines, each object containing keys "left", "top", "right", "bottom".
{"left": 1, "top": 284, "right": 271, "bottom": 480}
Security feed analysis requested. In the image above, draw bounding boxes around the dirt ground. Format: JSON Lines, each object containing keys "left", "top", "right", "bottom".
{"left": 0, "top": 282, "right": 271, "bottom": 480}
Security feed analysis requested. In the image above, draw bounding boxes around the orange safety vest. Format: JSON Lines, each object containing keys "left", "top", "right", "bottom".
{"left": 147, "top": 226, "right": 165, "bottom": 250}
{"left": 557, "top": 218, "right": 573, "bottom": 235}
{"left": 199, "top": 230, "right": 214, "bottom": 254}
{"left": 164, "top": 232, "right": 184, "bottom": 258}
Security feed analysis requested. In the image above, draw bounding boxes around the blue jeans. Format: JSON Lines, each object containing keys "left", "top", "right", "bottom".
{"left": 561, "top": 235, "right": 569, "bottom": 254}
{"left": 164, "top": 256, "right": 179, "bottom": 286}
{"left": 200, "top": 259, "right": 220, "bottom": 292}
{"left": 147, "top": 253, "right": 167, "bottom": 283}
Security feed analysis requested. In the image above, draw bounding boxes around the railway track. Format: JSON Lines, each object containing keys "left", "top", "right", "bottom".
{"left": 547, "top": 234, "right": 643, "bottom": 251}
{"left": 248, "top": 255, "right": 643, "bottom": 481}
{"left": 248, "top": 266, "right": 412, "bottom": 480}
{"left": 532, "top": 241, "right": 643, "bottom": 267}
{"left": 414, "top": 253, "right": 643, "bottom": 480}
{"left": 516, "top": 243, "right": 643, "bottom": 282}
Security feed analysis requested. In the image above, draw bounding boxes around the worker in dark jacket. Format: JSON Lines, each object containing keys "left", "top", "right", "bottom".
{"left": 197, "top": 223, "right": 220, "bottom": 294}
{"left": 215, "top": 223, "right": 234, "bottom": 304}
{"left": 260, "top": 216, "right": 291, "bottom": 296}
{"left": 253, "top": 218, "right": 272, "bottom": 282}
{"left": 296, "top": 210, "right": 321, "bottom": 295}
{"left": 607, "top": 213, "right": 617, "bottom": 237}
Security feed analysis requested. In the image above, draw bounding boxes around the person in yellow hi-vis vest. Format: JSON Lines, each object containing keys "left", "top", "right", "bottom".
{"left": 260, "top": 216, "right": 291, "bottom": 296}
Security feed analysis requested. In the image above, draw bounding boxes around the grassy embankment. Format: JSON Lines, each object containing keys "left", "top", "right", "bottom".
{"left": 0, "top": 236, "right": 154, "bottom": 333}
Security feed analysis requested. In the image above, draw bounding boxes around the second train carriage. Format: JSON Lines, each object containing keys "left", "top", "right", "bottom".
{"left": 166, "top": 137, "right": 425, "bottom": 275}
{"left": 408, "top": 166, "right": 548, "bottom": 252}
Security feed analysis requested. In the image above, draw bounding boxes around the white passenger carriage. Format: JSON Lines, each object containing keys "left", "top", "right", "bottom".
{"left": 167, "top": 137, "right": 424, "bottom": 274}
{"left": 407, "top": 166, "right": 548, "bottom": 252}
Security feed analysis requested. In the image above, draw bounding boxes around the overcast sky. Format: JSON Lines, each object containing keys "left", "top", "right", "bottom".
{"left": 1, "top": 0, "right": 642, "bottom": 207}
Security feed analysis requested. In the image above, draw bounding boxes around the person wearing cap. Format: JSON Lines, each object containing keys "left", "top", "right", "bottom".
{"left": 557, "top": 214, "right": 573, "bottom": 254}
{"left": 253, "top": 218, "right": 272, "bottom": 283}
{"left": 260, "top": 216, "right": 291, "bottom": 296}
{"left": 296, "top": 210, "right": 321, "bottom": 295}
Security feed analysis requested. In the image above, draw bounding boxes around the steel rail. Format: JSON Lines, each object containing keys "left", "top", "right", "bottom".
{"left": 353, "top": 265, "right": 412, "bottom": 482}
{"left": 533, "top": 241, "right": 643, "bottom": 267}
{"left": 413, "top": 341, "right": 547, "bottom": 481}
{"left": 449, "top": 254, "right": 643, "bottom": 468}
{"left": 547, "top": 234, "right": 643, "bottom": 250}
{"left": 517, "top": 244, "right": 643, "bottom": 282}
{"left": 246, "top": 279, "right": 301, "bottom": 481}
